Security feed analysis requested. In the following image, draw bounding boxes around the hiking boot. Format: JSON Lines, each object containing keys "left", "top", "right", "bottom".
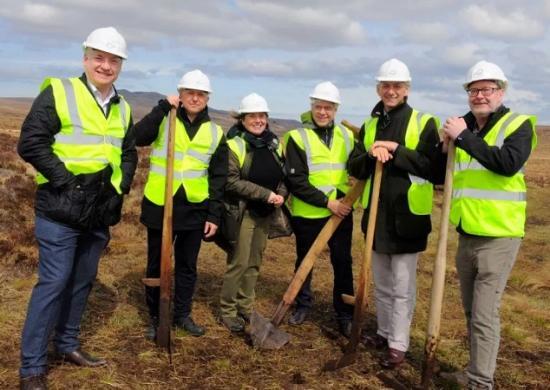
{"left": 338, "top": 319, "right": 352, "bottom": 338}
{"left": 20, "top": 374, "right": 47, "bottom": 390}
{"left": 145, "top": 317, "right": 158, "bottom": 341}
{"left": 173, "top": 316, "right": 206, "bottom": 337}
{"left": 380, "top": 347, "right": 406, "bottom": 369}
{"left": 220, "top": 316, "right": 245, "bottom": 332}
{"left": 238, "top": 312, "right": 251, "bottom": 324}
{"left": 440, "top": 370, "right": 468, "bottom": 386}
{"left": 362, "top": 333, "right": 388, "bottom": 350}
{"left": 288, "top": 309, "right": 308, "bottom": 325}
{"left": 57, "top": 349, "right": 107, "bottom": 367}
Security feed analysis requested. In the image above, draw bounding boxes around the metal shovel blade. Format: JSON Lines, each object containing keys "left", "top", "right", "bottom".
{"left": 250, "top": 310, "right": 291, "bottom": 350}
{"left": 323, "top": 351, "right": 358, "bottom": 371}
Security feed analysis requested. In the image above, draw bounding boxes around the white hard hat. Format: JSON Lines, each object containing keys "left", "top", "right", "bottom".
{"left": 238, "top": 93, "right": 270, "bottom": 114}
{"left": 309, "top": 81, "right": 341, "bottom": 104}
{"left": 177, "top": 69, "right": 212, "bottom": 93}
{"left": 83, "top": 27, "right": 127, "bottom": 59}
{"left": 376, "top": 58, "right": 411, "bottom": 82}
{"left": 464, "top": 60, "right": 508, "bottom": 89}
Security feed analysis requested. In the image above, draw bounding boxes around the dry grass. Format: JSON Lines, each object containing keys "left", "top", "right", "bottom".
{"left": 0, "top": 108, "right": 548, "bottom": 389}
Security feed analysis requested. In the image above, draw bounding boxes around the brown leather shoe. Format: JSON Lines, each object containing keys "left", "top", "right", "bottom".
{"left": 20, "top": 374, "right": 47, "bottom": 390}
{"left": 58, "top": 349, "right": 107, "bottom": 367}
{"left": 380, "top": 348, "right": 405, "bottom": 369}
{"left": 362, "top": 333, "right": 388, "bottom": 350}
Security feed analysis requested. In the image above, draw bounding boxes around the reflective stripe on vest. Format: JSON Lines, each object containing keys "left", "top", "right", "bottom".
{"left": 36, "top": 77, "right": 130, "bottom": 193}
{"left": 450, "top": 111, "right": 537, "bottom": 237}
{"left": 143, "top": 117, "right": 222, "bottom": 205}
{"left": 285, "top": 124, "right": 352, "bottom": 218}
{"left": 360, "top": 110, "right": 438, "bottom": 215}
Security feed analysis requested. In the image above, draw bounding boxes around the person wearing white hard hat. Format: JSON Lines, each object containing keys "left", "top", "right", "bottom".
{"left": 348, "top": 58, "right": 440, "bottom": 369}
{"left": 134, "top": 69, "right": 227, "bottom": 339}
{"left": 217, "top": 93, "right": 288, "bottom": 332}
{"left": 284, "top": 81, "right": 358, "bottom": 337}
{"left": 17, "top": 27, "right": 136, "bottom": 389}
{"left": 437, "top": 60, "right": 537, "bottom": 389}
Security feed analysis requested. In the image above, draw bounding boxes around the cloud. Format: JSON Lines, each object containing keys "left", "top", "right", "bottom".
{"left": 400, "top": 22, "right": 451, "bottom": 44}
{"left": 460, "top": 5, "right": 544, "bottom": 39}
{"left": 438, "top": 43, "right": 482, "bottom": 67}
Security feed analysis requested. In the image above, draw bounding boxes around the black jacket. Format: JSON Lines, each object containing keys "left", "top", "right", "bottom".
{"left": 285, "top": 120, "right": 358, "bottom": 209}
{"left": 433, "top": 105, "right": 534, "bottom": 235}
{"left": 135, "top": 99, "right": 228, "bottom": 231}
{"left": 17, "top": 74, "right": 137, "bottom": 229}
{"left": 348, "top": 101, "right": 440, "bottom": 254}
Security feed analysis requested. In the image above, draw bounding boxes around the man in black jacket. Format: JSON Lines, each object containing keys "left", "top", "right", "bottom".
{"left": 17, "top": 27, "right": 137, "bottom": 390}
{"left": 135, "top": 70, "right": 228, "bottom": 339}
{"left": 284, "top": 81, "right": 357, "bottom": 338}
{"left": 348, "top": 58, "right": 440, "bottom": 369}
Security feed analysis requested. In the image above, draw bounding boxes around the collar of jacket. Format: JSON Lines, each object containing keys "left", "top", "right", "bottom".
{"left": 371, "top": 100, "right": 410, "bottom": 129}
{"left": 79, "top": 73, "right": 121, "bottom": 104}
{"left": 242, "top": 127, "right": 277, "bottom": 149}
{"left": 178, "top": 105, "right": 210, "bottom": 127}
{"left": 463, "top": 105, "right": 509, "bottom": 137}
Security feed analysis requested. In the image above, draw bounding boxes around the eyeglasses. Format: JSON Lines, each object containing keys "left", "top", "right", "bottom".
{"left": 466, "top": 87, "right": 500, "bottom": 97}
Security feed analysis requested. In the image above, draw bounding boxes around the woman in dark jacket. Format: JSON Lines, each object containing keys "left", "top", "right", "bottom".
{"left": 218, "top": 93, "right": 287, "bottom": 332}
{"left": 348, "top": 59, "right": 440, "bottom": 369}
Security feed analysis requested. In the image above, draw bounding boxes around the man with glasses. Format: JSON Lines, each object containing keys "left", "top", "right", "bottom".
{"left": 348, "top": 58, "right": 440, "bottom": 369}
{"left": 17, "top": 27, "right": 137, "bottom": 390}
{"left": 439, "top": 60, "right": 537, "bottom": 389}
{"left": 284, "top": 81, "right": 357, "bottom": 338}
{"left": 135, "top": 70, "right": 227, "bottom": 339}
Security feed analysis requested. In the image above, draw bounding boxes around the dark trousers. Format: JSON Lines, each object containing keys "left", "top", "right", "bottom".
{"left": 20, "top": 216, "right": 109, "bottom": 377}
{"left": 145, "top": 227, "right": 203, "bottom": 320}
{"left": 291, "top": 214, "right": 354, "bottom": 320}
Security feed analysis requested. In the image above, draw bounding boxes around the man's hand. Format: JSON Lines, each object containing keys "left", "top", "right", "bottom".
{"left": 327, "top": 198, "right": 352, "bottom": 218}
{"left": 166, "top": 95, "right": 180, "bottom": 108}
{"left": 443, "top": 117, "right": 467, "bottom": 140}
{"left": 268, "top": 192, "right": 285, "bottom": 207}
{"left": 204, "top": 221, "right": 218, "bottom": 238}
{"left": 368, "top": 145, "right": 393, "bottom": 163}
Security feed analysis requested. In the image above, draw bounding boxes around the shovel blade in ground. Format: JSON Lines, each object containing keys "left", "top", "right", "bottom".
{"left": 323, "top": 351, "right": 358, "bottom": 371}
{"left": 250, "top": 310, "right": 291, "bottom": 350}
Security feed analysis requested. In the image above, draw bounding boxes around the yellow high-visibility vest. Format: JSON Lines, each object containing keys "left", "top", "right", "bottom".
{"left": 284, "top": 124, "right": 353, "bottom": 218}
{"left": 37, "top": 77, "right": 130, "bottom": 193}
{"left": 143, "top": 116, "right": 223, "bottom": 205}
{"left": 451, "top": 112, "right": 537, "bottom": 237}
{"left": 361, "top": 110, "right": 439, "bottom": 215}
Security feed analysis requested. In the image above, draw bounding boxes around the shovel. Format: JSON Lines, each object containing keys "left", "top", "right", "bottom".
{"left": 323, "top": 160, "right": 383, "bottom": 371}
{"left": 250, "top": 179, "right": 366, "bottom": 350}
{"left": 142, "top": 107, "right": 178, "bottom": 352}
{"left": 421, "top": 142, "right": 456, "bottom": 388}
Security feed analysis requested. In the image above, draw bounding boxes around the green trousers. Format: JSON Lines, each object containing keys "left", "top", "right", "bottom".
{"left": 219, "top": 211, "right": 269, "bottom": 317}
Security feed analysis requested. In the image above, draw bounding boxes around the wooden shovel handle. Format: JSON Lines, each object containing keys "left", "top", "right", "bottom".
{"left": 347, "top": 160, "right": 383, "bottom": 350}
{"left": 271, "top": 180, "right": 366, "bottom": 326}
{"left": 156, "top": 107, "right": 177, "bottom": 348}
{"left": 421, "top": 142, "right": 455, "bottom": 387}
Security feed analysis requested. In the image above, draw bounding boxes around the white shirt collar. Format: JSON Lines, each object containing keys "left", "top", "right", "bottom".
{"left": 87, "top": 81, "right": 116, "bottom": 114}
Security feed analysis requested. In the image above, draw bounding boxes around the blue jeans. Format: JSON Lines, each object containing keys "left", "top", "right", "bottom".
{"left": 20, "top": 216, "right": 109, "bottom": 378}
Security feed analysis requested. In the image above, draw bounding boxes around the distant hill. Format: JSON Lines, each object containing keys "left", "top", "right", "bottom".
{"left": 0, "top": 91, "right": 300, "bottom": 137}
